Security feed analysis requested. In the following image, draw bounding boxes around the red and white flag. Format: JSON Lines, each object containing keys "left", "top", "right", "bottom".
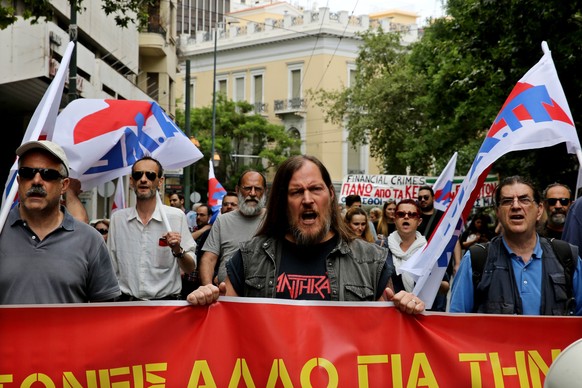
{"left": 208, "top": 161, "right": 227, "bottom": 221}
{"left": 400, "top": 41, "right": 582, "bottom": 308}
{"left": 53, "top": 99, "right": 203, "bottom": 190}
{"left": 111, "top": 178, "right": 126, "bottom": 215}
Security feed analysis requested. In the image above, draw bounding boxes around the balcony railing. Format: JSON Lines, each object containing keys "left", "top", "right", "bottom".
{"left": 253, "top": 102, "right": 268, "bottom": 115}
{"left": 145, "top": 23, "right": 167, "bottom": 40}
{"left": 274, "top": 98, "right": 307, "bottom": 114}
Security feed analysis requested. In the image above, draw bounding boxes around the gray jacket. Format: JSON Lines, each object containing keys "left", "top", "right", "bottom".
{"left": 238, "top": 235, "right": 391, "bottom": 301}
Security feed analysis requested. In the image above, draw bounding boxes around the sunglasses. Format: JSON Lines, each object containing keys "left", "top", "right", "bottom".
{"left": 96, "top": 228, "right": 109, "bottom": 235}
{"left": 546, "top": 198, "right": 570, "bottom": 206}
{"left": 18, "top": 167, "right": 64, "bottom": 181}
{"left": 395, "top": 211, "right": 420, "bottom": 219}
{"left": 418, "top": 195, "right": 430, "bottom": 201}
{"left": 131, "top": 170, "right": 158, "bottom": 181}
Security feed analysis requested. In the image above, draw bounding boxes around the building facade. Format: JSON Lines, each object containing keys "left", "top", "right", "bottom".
{"left": 0, "top": 0, "right": 179, "bottom": 220}
{"left": 176, "top": 2, "right": 419, "bottom": 184}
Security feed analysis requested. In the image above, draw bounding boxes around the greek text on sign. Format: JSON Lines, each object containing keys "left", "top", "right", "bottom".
{"left": 340, "top": 174, "right": 499, "bottom": 207}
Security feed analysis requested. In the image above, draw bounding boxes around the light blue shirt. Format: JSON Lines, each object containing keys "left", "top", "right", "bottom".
{"left": 450, "top": 235, "right": 582, "bottom": 315}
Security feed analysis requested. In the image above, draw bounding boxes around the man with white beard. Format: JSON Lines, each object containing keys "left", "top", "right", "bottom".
{"left": 538, "top": 183, "right": 572, "bottom": 240}
{"left": 198, "top": 170, "right": 267, "bottom": 285}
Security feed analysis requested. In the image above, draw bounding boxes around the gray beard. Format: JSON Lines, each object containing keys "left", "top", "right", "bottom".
{"left": 135, "top": 187, "right": 156, "bottom": 200}
{"left": 238, "top": 193, "right": 266, "bottom": 216}
{"left": 550, "top": 213, "right": 566, "bottom": 226}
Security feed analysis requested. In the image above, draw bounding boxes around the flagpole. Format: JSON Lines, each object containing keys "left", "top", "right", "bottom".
{"left": 156, "top": 191, "right": 172, "bottom": 232}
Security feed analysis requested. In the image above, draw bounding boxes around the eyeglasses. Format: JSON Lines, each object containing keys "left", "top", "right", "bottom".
{"left": 395, "top": 211, "right": 420, "bottom": 219}
{"left": 131, "top": 170, "right": 158, "bottom": 181}
{"left": 240, "top": 186, "right": 264, "bottom": 194}
{"left": 546, "top": 198, "right": 570, "bottom": 206}
{"left": 18, "top": 167, "right": 64, "bottom": 181}
{"left": 498, "top": 196, "right": 535, "bottom": 207}
{"left": 418, "top": 195, "right": 430, "bottom": 201}
{"left": 96, "top": 228, "right": 108, "bottom": 235}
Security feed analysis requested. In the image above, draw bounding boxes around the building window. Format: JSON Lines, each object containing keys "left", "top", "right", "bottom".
{"left": 290, "top": 68, "right": 301, "bottom": 99}
{"left": 216, "top": 76, "right": 228, "bottom": 96}
{"left": 288, "top": 127, "right": 301, "bottom": 154}
{"left": 234, "top": 75, "right": 245, "bottom": 102}
{"left": 251, "top": 71, "right": 265, "bottom": 114}
{"left": 286, "top": 63, "right": 303, "bottom": 110}
{"left": 147, "top": 72, "right": 159, "bottom": 101}
{"left": 189, "top": 80, "right": 196, "bottom": 108}
{"left": 253, "top": 74, "right": 263, "bottom": 103}
{"left": 349, "top": 68, "right": 357, "bottom": 87}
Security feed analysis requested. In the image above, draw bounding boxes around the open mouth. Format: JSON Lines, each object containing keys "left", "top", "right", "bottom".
{"left": 301, "top": 211, "right": 317, "bottom": 221}
{"left": 509, "top": 214, "right": 525, "bottom": 220}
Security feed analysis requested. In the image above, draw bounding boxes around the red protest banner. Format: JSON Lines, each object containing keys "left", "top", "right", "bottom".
{"left": 0, "top": 299, "right": 580, "bottom": 387}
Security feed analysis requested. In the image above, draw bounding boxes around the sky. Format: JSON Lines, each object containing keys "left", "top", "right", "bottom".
{"left": 290, "top": 0, "right": 445, "bottom": 26}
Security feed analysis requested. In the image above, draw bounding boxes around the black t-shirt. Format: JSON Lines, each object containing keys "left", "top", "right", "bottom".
{"left": 418, "top": 209, "right": 444, "bottom": 239}
{"left": 274, "top": 237, "right": 336, "bottom": 300}
{"left": 227, "top": 236, "right": 390, "bottom": 300}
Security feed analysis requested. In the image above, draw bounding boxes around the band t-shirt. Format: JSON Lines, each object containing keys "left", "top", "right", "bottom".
{"left": 274, "top": 237, "right": 335, "bottom": 300}
{"left": 227, "top": 236, "right": 390, "bottom": 300}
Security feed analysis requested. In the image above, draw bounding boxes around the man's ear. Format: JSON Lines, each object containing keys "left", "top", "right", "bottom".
{"left": 329, "top": 186, "right": 335, "bottom": 201}
{"left": 157, "top": 176, "right": 164, "bottom": 190}
{"left": 60, "top": 177, "right": 71, "bottom": 195}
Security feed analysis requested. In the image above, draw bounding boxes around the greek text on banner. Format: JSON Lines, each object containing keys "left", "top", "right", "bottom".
{"left": 0, "top": 299, "right": 580, "bottom": 387}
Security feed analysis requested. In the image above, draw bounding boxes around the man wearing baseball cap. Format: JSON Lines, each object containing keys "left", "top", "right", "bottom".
{"left": 0, "top": 140, "right": 120, "bottom": 304}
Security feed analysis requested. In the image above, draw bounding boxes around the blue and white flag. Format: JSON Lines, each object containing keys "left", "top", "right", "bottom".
{"left": 432, "top": 153, "right": 457, "bottom": 213}
{"left": 400, "top": 41, "right": 581, "bottom": 308}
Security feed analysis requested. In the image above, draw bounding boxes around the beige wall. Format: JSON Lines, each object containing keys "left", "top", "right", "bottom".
{"left": 177, "top": 5, "right": 415, "bottom": 182}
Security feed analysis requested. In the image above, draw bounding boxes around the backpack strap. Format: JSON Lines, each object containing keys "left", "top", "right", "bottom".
{"left": 469, "top": 242, "right": 489, "bottom": 311}
{"left": 549, "top": 238, "right": 578, "bottom": 315}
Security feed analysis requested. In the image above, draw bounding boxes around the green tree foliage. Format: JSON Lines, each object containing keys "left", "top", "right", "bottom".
{"left": 176, "top": 94, "right": 301, "bottom": 192}
{"left": 314, "top": 1, "right": 582, "bottom": 189}
{"left": 412, "top": 0, "right": 582, "bottom": 188}
{"left": 311, "top": 29, "right": 426, "bottom": 174}
{"left": 0, "top": 0, "right": 152, "bottom": 30}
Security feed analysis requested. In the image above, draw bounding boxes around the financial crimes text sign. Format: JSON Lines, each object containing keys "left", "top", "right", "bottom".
{"left": 340, "top": 174, "right": 498, "bottom": 207}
